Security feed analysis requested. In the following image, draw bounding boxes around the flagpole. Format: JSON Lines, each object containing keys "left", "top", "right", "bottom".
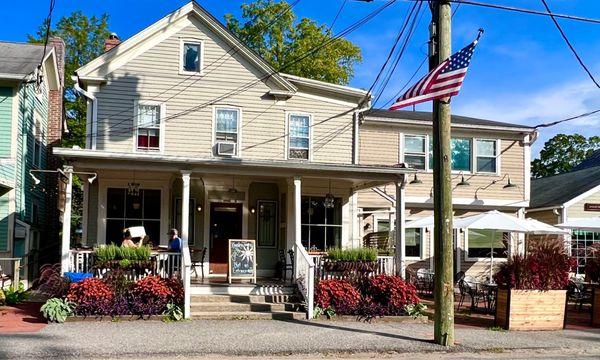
{"left": 430, "top": 0, "right": 455, "bottom": 346}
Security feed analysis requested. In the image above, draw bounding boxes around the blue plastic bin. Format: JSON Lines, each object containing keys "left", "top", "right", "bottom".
{"left": 64, "top": 272, "right": 93, "bottom": 283}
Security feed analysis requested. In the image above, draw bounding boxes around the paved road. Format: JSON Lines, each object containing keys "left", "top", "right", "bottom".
{"left": 1, "top": 319, "right": 600, "bottom": 359}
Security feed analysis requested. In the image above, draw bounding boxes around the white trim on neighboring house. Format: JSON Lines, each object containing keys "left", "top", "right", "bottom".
{"left": 179, "top": 38, "right": 204, "bottom": 76}
{"left": 212, "top": 105, "right": 243, "bottom": 158}
{"left": 292, "top": 91, "right": 359, "bottom": 108}
{"left": 280, "top": 73, "right": 367, "bottom": 99}
{"left": 132, "top": 100, "right": 166, "bottom": 154}
{"left": 96, "top": 178, "right": 170, "bottom": 246}
{"left": 473, "top": 138, "right": 501, "bottom": 176}
{"left": 285, "top": 111, "right": 313, "bottom": 162}
{"left": 526, "top": 205, "right": 562, "bottom": 213}
{"left": 363, "top": 116, "right": 536, "bottom": 134}
{"left": 564, "top": 183, "right": 600, "bottom": 208}
{"left": 10, "top": 86, "right": 19, "bottom": 159}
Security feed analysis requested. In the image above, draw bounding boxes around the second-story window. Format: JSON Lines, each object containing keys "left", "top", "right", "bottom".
{"left": 32, "top": 112, "right": 43, "bottom": 167}
{"left": 288, "top": 114, "right": 310, "bottom": 160}
{"left": 181, "top": 42, "right": 201, "bottom": 73}
{"left": 404, "top": 135, "right": 426, "bottom": 170}
{"left": 215, "top": 108, "right": 240, "bottom": 156}
{"left": 136, "top": 103, "right": 162, "bottom": 151}
{"left": 429, "top": 137, "right": 472, "bottom": 172}
{"left": 476, "top": 139, "right": 497, "bottom": 173}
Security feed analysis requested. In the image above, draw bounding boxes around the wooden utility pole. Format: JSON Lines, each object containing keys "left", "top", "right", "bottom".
{"left": 430, "top": 0, "right": 454, "bottom": 346}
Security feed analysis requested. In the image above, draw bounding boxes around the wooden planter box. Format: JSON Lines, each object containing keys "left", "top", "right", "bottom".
{"left": 495, "top": 289, "right": 567, "bottom": 331}
{"left": 592, "top": 287, "right": 600, "bottom": 327}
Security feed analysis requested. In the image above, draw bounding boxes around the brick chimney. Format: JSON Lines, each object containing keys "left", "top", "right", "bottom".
{"left": 47, "top": 36, "right": 65, "bottom": 145}
{"left": 104, "top": 33, "right": 121, "bottom": 52}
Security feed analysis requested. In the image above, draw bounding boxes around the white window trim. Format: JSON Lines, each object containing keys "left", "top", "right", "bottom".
{"left": 474, "top": 138, "right": 501, "bottom": 175}
{"left": 212, "top": 106, "right": 242, "bottom": 158}
{"left": 405, "top": 227, "right": 424, "bottom": 260}
{"left": 30, "top": 200, "right": 40, "bottom": 224}
{"left": 179, "top": 39, "right": 204, "bottom": 75}
{"left": 401, "top": 133, "right": 428, "bottom": 171}
{"left": 132, "top": 100, "right": 166, "bottom": 154}
{"left": 464, "top": 228, "right": 510, "bottom": 262}
{"left": 285, "top": 112, "right": 313, "bottom": 161}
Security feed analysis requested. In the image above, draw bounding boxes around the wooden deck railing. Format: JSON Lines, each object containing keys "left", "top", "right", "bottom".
{"left": 309, "top": 255, "right": 396, "bottom": 281}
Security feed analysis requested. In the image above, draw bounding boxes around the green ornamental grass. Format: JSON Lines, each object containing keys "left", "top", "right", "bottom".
{"left": 326, "top": 247, "right": 377, "bottom": 262}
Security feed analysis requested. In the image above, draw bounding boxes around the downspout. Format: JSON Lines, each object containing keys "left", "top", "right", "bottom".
{"left": 353, "top": 99, "right": 371, "bottom": 165}
{"left": 72, "top": 75, "right": 97, "bottom": 150}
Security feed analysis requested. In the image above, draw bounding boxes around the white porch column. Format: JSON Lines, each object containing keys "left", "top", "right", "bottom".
{"left": 395, "top": 176, "right": 407, "bottom": 278}
{"left": 61, "top": 166, "right": 73, "bottom": 274}
{"left": 181, "top": 171, "right": 191, "bottom": 248}
{"left": 293, "top": 177, "right": 302, "bottom": 245}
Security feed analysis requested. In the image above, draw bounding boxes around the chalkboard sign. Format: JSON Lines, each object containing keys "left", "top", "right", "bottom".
{"left": 228, "top": 239, "right": 256, "bottom": 283}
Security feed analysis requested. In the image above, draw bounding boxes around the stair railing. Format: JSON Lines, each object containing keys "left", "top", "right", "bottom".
{"left": 294, "top": 243, "right": 315, "bottom": 319}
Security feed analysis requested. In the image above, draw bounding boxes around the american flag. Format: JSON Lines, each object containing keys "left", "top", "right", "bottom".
{"left": 390, "top": 37, "right": 480, "bottom": 110}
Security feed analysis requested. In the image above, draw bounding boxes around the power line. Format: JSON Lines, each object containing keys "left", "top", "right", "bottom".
{"left": 329, "top": 0, "right": 348, "bottom": 31}
{"left": 372, "top": 0, "right": 424, "bottom": 106}
{"left": 534, "top": 109, "right": 600, "bottom": 129}
{"left": 90, "top": 0, "right": 397, "bottom": 140}
{"left": 39, "top": 0, "right": 56, "bottom": 67}
{"left": 539, "top": 0, "right": 600, "bottom": 89}
{"left": 411, "top": 0, "right": 600, "bottom": 25}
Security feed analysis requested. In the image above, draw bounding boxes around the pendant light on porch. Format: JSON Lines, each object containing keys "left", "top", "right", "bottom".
{"left": 228, "top": 175, "right": 238, "bottom": 193}
{"left": 127, "top": 170, "right": 141, "bottom": 197}
{"left": 324, "top": 179, "right": 335, "bottom": 209}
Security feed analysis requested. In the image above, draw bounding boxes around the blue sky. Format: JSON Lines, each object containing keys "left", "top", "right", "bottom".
{"left": 2, "top": 0, "right": 599, "bottom": 156}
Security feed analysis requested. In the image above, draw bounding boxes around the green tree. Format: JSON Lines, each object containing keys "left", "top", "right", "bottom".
{"left": 29, "top": 11, "right": 110, "bottom": 148}
{"left": 532, "top": 134, "right": 600, "bottom": 178}
{"left": 225, "top": 0, "right": 362, "bottom": 85}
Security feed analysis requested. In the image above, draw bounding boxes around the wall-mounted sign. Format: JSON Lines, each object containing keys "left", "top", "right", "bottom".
{"left": 584, "top": 203, "right": 600, "bottom": 212}
{"left": 228, "top": 239, "right": 256, "bottom": 283}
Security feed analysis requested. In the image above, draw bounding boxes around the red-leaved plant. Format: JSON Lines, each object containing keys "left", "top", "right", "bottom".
{"left": 66, "top": 278, "right": 114, "bottom": 316}
{"left": 494, "top": 237, "right": 575, "bottom": 290}
{"left": 584, "top": 243, "right": 600, "bottom": 283}
{"left": 129, "top": 276, "right": 173, "bottom": 315}
{"left": 315, "top": 279, "right": 361, "bottom": 315}
{"left": 361, "top": 275, "right": 420, "bottom": 316}
{"left": 163, "top": 277, "right": 184, "bottom": 306}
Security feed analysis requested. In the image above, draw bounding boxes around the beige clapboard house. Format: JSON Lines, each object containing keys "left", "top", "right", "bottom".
{"left": 357, "top": 109, "right": 537, "bottom": 279}
{"left": 54, "top": 1, "right": 411, "bottom": 286}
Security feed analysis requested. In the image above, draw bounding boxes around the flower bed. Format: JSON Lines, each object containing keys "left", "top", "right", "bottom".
{"left": 314, "top": 275, "right": 423, "bottom": 320}
{"left": 39, "top": 270, "right": 183, "bottom": 323}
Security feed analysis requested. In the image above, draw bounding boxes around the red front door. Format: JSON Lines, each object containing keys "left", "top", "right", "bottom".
{"left": 209, "top": 203, "right": 243, "bottom": 274}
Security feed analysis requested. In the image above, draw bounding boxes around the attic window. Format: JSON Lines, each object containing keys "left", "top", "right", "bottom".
{"left": 181, "top": 41, "right": 202, "bottom": 74}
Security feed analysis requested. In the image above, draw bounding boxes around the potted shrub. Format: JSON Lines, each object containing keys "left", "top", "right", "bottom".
{"left": 584, "top": 243, "right": 600, "bottom": 327}
{"left": 494, "top": 238, "right": 574, "bottom": 331}
{"left": 323, "top": 248, "right": 378, "bottom": 273}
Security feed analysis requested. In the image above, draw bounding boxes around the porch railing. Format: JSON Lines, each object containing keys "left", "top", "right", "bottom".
{"left": 294, "top": 243, "right": 315, "bottom": 319}
{"left": 181, "top": 246, "right": 191, "bottom": 319}
{"left": 68, "top": 249, "right": 183, "bottom": 279}
{"left": 0, "top": 258, "right": 21, "bottom": 289}
{"left": 309, "top": 254, "right": 396, "bottom": 281}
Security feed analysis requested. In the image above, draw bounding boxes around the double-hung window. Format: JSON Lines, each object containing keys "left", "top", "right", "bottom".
{"left": 429, "top": 137, "right": 472, "bottom": 172}
{"left": 181, "top": 41, "right": 202, "bottom": 74}
{"left": 215, "top": 108, "right": 240, "bottom": 156}
{"left": 405, "top": 228, "right": 422, "bottom": 258}
{"left": 404, "top": 135, "right": 427, "bottom": 170}
{"left": 300, "top": 196, "right": 342, "bottom": 251}
{"left": 136, "top": 103, "right": 162, "bottom": 151}
{"left": 32, "top": 112, "right": 43, "bottom": 167}
{"left": 288, "top": 114, "right": 310, "bottom": 160}
{"left": 476, "top": 139, "right": 497, "bottom": 173}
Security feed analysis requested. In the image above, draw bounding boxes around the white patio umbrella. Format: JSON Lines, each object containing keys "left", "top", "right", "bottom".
{"left": 557, "top": 217, "right": 600, "bottom": 232}
{"left": 453, "top": 210, "right": 533, "bottom": 282}
{"left": 524, "top": 218, "right": 570, "bottom": 235}
{"left": 405, "top": 216, "right": 435, "bottom": 229}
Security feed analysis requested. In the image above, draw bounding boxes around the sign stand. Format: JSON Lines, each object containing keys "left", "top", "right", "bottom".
{"left": 228, "top": 239, "right": 257, "bottom": 284}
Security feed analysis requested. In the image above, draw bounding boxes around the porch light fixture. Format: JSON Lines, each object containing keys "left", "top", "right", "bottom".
{"left": 250, "top": 206, "right": 256, "bottom": 214}
{"left": 127, "top": 170, "right": 140, "bottom": 196}
{"left": 29, "top": 172, "right": 41, "bottom": 185}
{"left": 503, "top": 175, "right": 517, "bottom": 189}
{"left": 324, "top": 179, "right": 335, "bottom": 209}
{"left": 196, "top": 205, "right": 202, "bottom": 213}
{"left": 457, "top": 172, "right": 470, "bottom": 187}
{"left": 87, "top": 173, "right": 97, "bottom": 184}
{"left": 409, "top": 174, "right": 423, "bottom": 185}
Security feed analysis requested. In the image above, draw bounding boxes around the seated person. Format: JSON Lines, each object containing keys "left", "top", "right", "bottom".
{"left": 121, "top": 229, "right": 140, "bottom": 248}
{"left": 167, "top": 229, "right": 182, "bottom": 252}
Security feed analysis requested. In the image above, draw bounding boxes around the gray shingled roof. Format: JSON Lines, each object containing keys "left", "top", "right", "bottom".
{"left": 572, "top": 149, "right": 600, "bottom": 171}
{"left": 364, "top": 109, "right": 535, "bottom": 131}
{"left": 0, "top": 41, "right": 45, "bottom": 78}
{"left": 530, "top": 166, "right": 600, "bottom": 208}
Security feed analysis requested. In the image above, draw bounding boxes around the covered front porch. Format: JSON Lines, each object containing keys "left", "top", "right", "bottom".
{"left": 56, "top": 148, "right": 412, "bottom": 317}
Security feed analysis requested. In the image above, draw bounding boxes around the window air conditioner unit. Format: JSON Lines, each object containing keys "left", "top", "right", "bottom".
{"left": 216, "top": 141, "right": 236, "bottom": 156}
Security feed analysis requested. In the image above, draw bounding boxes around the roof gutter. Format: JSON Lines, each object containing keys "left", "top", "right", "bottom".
{"left": 72, "top": 75, "right": 97, "bottom": 149}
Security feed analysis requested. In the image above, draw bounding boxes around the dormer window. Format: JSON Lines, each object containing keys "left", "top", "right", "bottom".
{"left": 180, "top": 40, "right": 203, "bottom": 74}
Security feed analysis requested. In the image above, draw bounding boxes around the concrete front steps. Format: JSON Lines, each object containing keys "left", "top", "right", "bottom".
{"left": 190, "top": 294, "right": 306, "bottom": 320}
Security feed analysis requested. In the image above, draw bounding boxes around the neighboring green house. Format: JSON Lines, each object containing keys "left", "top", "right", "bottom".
{"left": 0, "top": 39, "right": 64, "bottom": 283}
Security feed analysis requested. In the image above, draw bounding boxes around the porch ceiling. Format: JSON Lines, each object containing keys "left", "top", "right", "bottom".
{"left": 54, "top": 148, "right": 413, "bottom": 190}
